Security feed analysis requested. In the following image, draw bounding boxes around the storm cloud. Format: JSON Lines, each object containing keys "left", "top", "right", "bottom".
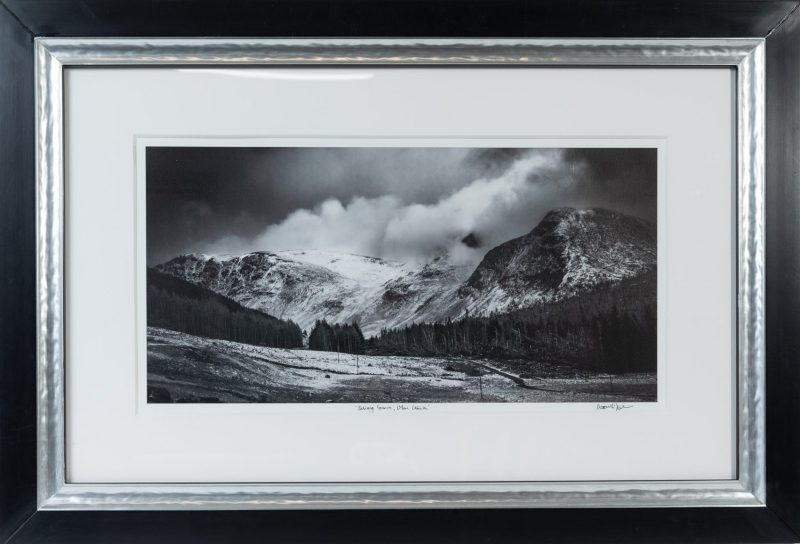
{"left": 146, "top": 146, "right": 657, "bottom": 265}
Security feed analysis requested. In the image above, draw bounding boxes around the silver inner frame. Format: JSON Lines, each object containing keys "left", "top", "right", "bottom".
{"left": 35, "top": 38, "right": 765, "bottom": 510}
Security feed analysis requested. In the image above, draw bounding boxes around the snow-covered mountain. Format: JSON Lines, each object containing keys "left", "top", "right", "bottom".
{"left": 155, "top": 208, "right": 656, "bottom": 336}
{"left": 156, "top": 249, "right": 470, "bottom": 336}
{"left": 457, "top": 207, "right": 657, "bottom": 315}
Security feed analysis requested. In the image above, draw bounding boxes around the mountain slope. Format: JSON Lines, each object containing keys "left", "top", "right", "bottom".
{"left": 147, "top": 267, "right": 303, "bottom": 348}
{"left": 154, "top": 208, "right": 656, "bottom": 336}
{"left": 457, "top": 208, "right": 656, "bottom": 315}
{"left": 156, "top": 250, "right": 470, "bottom": 336}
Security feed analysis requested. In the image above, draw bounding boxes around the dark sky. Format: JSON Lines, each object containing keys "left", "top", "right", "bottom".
{"left": 146, "top": 147, "right": 657, "bottom": 265}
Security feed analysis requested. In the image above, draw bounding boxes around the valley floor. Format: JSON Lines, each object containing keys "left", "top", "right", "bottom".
{"left": 147, "top": 327, "right": 657, "bottom": 403}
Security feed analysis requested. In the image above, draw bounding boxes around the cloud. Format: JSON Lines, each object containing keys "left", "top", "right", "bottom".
{"left": 250, "top": 147, "right": 479, "bottom": 207}
{"left": 251, "top": 196, "right": 401, "bottom": 257}
{"left": 158, "top": 146, "right": 657, "bottom": 266}
{"left": 204, "top": 149, "right": 582, "bottom": 266}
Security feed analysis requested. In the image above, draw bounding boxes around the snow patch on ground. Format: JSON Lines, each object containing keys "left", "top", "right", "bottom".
{"left": 147, "top": 327, "right": 657, "bottom": 404}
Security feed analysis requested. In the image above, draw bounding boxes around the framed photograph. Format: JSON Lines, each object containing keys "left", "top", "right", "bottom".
{"left": 143, "top": 138, "right": 661, "bottom": 406}
{"left": 43, "top": 39, "right": 747, "bottom": 493}
{"left": 2, "top": 2, "right": 800, "bottom": 543}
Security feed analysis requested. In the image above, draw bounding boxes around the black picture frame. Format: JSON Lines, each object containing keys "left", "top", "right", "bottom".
{"left": 2, "top": 1, "right": 799, "bottom": 542}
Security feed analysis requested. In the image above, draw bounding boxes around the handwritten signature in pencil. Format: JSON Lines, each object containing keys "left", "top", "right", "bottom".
{"left": 596, "top": 402, "right": 634, "bottom": 412}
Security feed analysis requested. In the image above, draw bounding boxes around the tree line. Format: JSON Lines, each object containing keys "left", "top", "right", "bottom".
{"left": 366, "top": 271, "right": 657, "bottom": 374}
{"left": 308, "top": 320, "right": 366, "bottom": 354}
{"left": 147, "top": 268, "right": 303, "bottom": 348}
{"left": 149, "top": 264, "right": 657, "bottom": 374}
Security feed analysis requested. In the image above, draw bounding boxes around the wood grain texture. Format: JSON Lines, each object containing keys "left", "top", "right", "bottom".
{"left": 6, "top": 508, "right": 800, "bottom": 544}
{"left": 0, "top": 3, "right": 35, "bottom": 544}
{"left": 0, "top": 0, "right": 797, "bottom": 38}
{"left": 765, "top": 3, "right": 800, "bottom": 537}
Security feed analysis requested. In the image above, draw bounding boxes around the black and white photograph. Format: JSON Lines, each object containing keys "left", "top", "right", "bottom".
{"left": 145, "top": 145, "right": 658, "bottom": 404}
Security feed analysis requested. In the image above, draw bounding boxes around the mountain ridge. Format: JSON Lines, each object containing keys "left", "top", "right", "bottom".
{"left": 154, "top": 207, "right": 656, "bottom": 336}
{"left": 457, "top": 207, "right": 656, "bottom": 315}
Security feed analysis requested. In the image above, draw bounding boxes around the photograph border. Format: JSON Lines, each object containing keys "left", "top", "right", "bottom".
{"left": 35, "top": 38, "right": 764, "bottom": 510}
{"left": 136, "top": 136, "right": 667, "bottom": 412}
